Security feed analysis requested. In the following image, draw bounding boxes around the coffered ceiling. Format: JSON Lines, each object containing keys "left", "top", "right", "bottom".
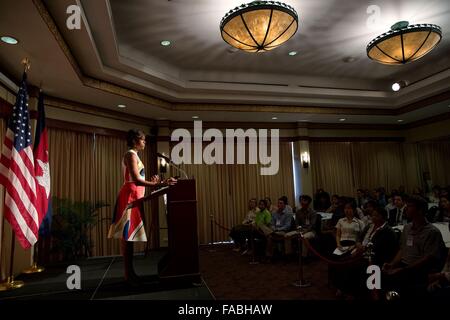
{"left": 0, "top": 0, "right": 449, "bottom": 124}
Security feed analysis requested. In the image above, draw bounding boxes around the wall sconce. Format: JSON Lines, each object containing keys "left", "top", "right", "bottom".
{"left": 301, "top": 152, "right": 310, "bottom": 169}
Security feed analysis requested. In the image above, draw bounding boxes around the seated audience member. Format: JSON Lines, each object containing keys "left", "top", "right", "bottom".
{"left": 428, "top": 185, "right": 441, "bottom": 204}
{"left": 385, "top": 194, "right": 396, "bottom": 212}
{"left": 326, "top": 194, "right": 339, "bottom": 213}
{"left": 383, "top": 196, "right": 447, "bottom": 298}
{"left": 437, "top": 195, "right": 449, "bottom": 222}
{"left": 265, "top": 197, "right": 294, "bottom": 258}
{"left": 375, "top": 187, "right": 387, "bottom": 208}
{"left": 334, "top": 207, "right": 399, "bottom": 298}
{"left": 388, "top": 194, "right": 407, "bottom": 226}
{"left": 355, "top": 207, "right": 399, "bottom": 266}
{"left": 285, "top": 195, "right": 318, "bottom": 257}
{"left": 329, "top": 196, "right": 346, "bottom": 229}
{"left": 280, "top": 195, "right": 293, "bottom": 214}
{"left": 314, "top": 189, "right": 331, "bottom": 212}
{"left": 248, "top": 199, "right": 273, "bottom": 255}
{"left": 428, "top": 249, "right": 450, "bottom": 299}
{"left": 229, "top": 198, "right": 259, "bottom": 252}
{"left": 356, "top": 188, "right": 369, "bottom": 209}
{"left": 412, "top": 187, "right": 426, "bottom": 200}
{"left": 264, "top": 196, "right": 278, "bottom": 214}
{"left": 359, "top": 200, "right": 376, "bottom": 227}
{"left": 334, "top": 200, "right": 365, "bottom": 254}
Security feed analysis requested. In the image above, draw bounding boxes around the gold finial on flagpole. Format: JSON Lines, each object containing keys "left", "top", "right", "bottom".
{"left": 21, "top": 57, "right": 31, "bottom": 73}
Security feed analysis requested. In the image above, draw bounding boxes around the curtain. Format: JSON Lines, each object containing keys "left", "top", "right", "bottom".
{"left": 310, "top": 142, "right": 355, "bottom": 196}
{"left": 311, "top": 141, "right": 410, "bottom": 197}
{"left": 351, "top": 142, "right": 406, "bottom": 192}
{"left": 417, "top": 141, "right": 450, "bottom": 187}
{"left": 174, "top": 142, "right": 295, "bottom": 244}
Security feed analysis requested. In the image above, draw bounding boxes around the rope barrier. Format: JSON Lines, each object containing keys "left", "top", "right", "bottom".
{"left": 299, "top": 233, "right": 365, "bottom": 266}
{"left": 213, "top": 219, "right": 232, "bottom": 232}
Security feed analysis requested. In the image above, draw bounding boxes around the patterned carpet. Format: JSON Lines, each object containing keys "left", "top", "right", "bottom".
{"left": 199, "top": 244, "right": 336, "bottom": 300}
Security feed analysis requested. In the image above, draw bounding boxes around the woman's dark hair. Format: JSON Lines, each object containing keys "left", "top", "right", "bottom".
{"left": 127, "top": 129, "right": 145, "bottom": 148}
{"left": 343, "top": 198, "right": 356, "bottom": 210}
{"left": 373, "top": 206, "right": 388, "bottom": 221}
{"left": 259, "top": 199, "right": 268, "bottom": 207}
{"left": 300, "top": 195, "right": 312, "bottom": 204}
{"left": 280, "top": 196, "right": 288, "bottom": 205}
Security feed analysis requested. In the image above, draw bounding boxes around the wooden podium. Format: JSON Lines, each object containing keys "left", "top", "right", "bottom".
{"left": 157, "top": 179, "right": 200, "bottom": 279}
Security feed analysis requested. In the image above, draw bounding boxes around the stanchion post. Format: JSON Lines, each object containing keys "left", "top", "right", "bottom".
{"left": 208, "top": 214, "right": 216, "bottom": 252}
{"left": 249, "top": 225, "right": 259, "bottom": 265}
{"left": 292, "top": 233, "right": 311, "bottom": 288}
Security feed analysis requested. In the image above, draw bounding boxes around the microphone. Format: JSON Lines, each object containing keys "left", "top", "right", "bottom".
{"left": 156, "top": 153, "right": 189, "bottom": 179}
{"left": 157, "top": 152, "right": 171, "bottom": 162}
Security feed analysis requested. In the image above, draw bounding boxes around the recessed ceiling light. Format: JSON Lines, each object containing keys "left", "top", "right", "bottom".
{"left": 299, "top": 119, "right": 308, "bottom": 122}
{"left": 343, "top": 56, "right": 357, "bottom": 63}
{"left": 288, "top": 51, "right": 297, "bottom": 56}
{"left": 272, "top": 117, "right": 278, "bottom": 120}
{"left": 192, "top": 116, "right": 199, "bottom": 119}
{"left": 339, "top": 118, "right": 346, "bottom": 122}
{"left": 392, "top": 83, "right": 401, "bottom": 91}
{"left": 1, "top": 36, "right": 18, "bottom": 45}
{"left": 160, "top": 40, "right": 171, "bottom": 46}
{"left": 117, "top": 104, "right": 126, "bottom": 108}
{"left": 397, "top": 119, "right": 404, "bottom": 123}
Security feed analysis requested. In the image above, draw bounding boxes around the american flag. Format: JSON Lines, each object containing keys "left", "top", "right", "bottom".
{"left": 0, "top": 73, "right": 41, "bottom": 249}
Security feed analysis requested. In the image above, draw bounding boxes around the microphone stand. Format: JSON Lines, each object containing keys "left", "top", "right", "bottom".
{"left": 166, "top": 160, "right": 189, "bottom": 179}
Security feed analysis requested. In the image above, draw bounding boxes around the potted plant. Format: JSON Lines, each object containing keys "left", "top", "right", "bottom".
{"left": 51, "top": 197, "right": 109, "bottom": 261}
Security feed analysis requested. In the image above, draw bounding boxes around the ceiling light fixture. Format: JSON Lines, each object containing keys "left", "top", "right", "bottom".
{"left": 192, "top": 116, "right": 199, "bottom": 119}
{"left": 288, "top": 51, "right": 297, "bottom": 56}
{"left": 160, "top": 40, "right": 171, "bottom": 46}
{"left": 367, "top": 21, "right": 442, "bottom": 65}
{"left": 220, "top": 1, "right": 298, "bottom": 53}
{"left": 339, "top": 118, "right": 346, "bottom": 122}
{"left": 397, "top": 119, "right": 404, "bottom": 123}
{"left": 117, "top": 104, "right": 126, "bottom": 108}
{"left": 272, "top": 117, "right": 278, "bottom": 120}
{"left": 1, "top": 36, "right": 19, "bottom": 45}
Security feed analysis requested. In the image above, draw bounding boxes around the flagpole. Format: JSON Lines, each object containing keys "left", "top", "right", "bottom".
{"left": 0, "top": 59, "right": 32, "bottom": 291}
{"left": 23, "top": 84, "right": 45, "bottom": 274}
{"left": 0, "top": 200, "right": 7, "bottom": 291}
{"left": 22, "top": 243, "right": 45, "bottom": 274}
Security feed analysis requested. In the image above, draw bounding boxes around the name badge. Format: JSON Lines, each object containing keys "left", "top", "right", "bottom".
{"left": 406, "top": 235, "right": 413, "bottom": 247}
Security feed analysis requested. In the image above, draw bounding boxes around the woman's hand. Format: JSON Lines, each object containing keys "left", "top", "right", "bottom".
{"left": 165, "top": 177, "right": 177, "bottom": 186}
{"left": 150, "top": 175, "right": 161, "bottom": 184}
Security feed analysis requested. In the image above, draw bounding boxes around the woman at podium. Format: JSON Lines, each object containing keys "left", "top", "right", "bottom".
{"left": 108, "top": 129, "right": 176, "bottom": 283}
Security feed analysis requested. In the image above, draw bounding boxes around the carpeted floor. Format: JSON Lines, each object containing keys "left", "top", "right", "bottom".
{"left": 199, "top": 244, "right": 336, "bottom": 300}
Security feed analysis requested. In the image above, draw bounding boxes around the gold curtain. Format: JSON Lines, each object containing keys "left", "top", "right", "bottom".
{"left": 417, "top": 141, "right": 450, "bottom": 187}
{"left": 351, "top": 142, "right": 406, "bottom": 192}
{"left": 311, "top": 141, "right": 409, "bottom": 196}
{"left": 310, "top": 142, "right": 355, "bottom": 196}
{"left": 174, "top": 142, "right": 295, "bottom": 244}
